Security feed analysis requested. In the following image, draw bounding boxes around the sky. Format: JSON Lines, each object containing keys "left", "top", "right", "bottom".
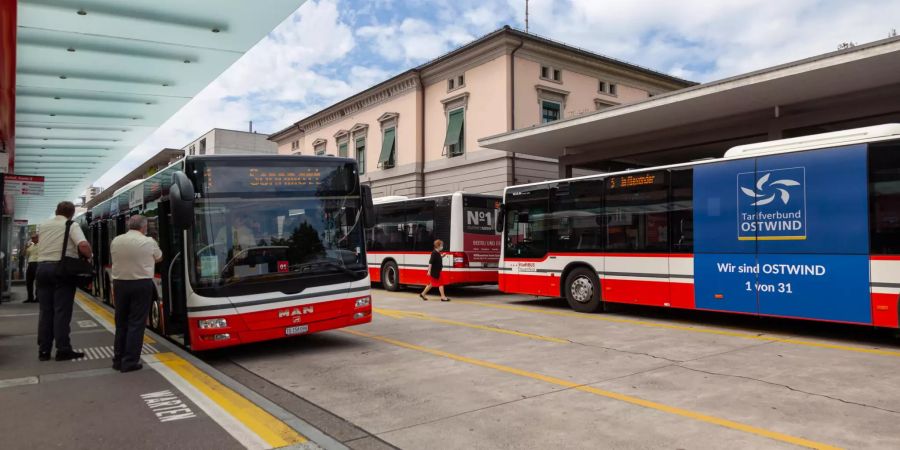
{"left": 93, "top": 0, "right": 900, "bottom": 187}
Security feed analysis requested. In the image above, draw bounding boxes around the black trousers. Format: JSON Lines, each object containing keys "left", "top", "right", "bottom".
{"left": 113, "top": 279, "right": 154, "bottom": 369}
{"left": 36, "top": 263, "right": 77, "bottom": 354}
{"left": 25, "top": 262, "right": 38, "bottom": 301}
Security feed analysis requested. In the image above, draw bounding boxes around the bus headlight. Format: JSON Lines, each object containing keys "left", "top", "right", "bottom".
{"left": 198, "top": 318, "right": 228, "bottom": 329}
{"left": 355, "top": 296, "right": 371, "bottom": 308}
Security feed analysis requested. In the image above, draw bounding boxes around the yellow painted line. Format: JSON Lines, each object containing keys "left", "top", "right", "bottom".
{"left": 75, "top": 292, "right": 155, "bottom": 344}
{"left": 449, "top": 299, "right": 900, "bottom": 358}
{"left": 154, "top": 352, "right": 306, "bottom": 448}
{"left": 374, "top": 307, "right": 569, "bottom": 344}
{"left": 343, "top": 328, "right": 840, "bottom": 450}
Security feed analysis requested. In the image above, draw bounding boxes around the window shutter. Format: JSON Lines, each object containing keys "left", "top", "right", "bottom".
{"left": 443, "top": 109, "right": 464, "bottom": 147}
{"left": 378, "top": 128, "right": 396, "bottom": 167}
{"left": 338, "top": 142, "right": 348, "bottom": 157}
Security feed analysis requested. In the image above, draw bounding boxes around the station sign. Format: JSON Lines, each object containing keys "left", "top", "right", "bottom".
{"left": 4, "top": 174, "right": 44, "bottom": 196}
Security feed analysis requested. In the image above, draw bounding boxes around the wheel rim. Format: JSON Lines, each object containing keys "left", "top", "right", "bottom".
{"left": 386, "top": 266, "right": 396, "bottom": 287}
{"left": 150, "top": 301, "right": 160, "bottom": 329}
{"left": 570, "top": 276, "right": 594, "bottom": 303}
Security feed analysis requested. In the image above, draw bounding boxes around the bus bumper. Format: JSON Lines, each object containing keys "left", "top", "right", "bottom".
{"left": 188, "top": 294, "right": 372, "bottom": 351}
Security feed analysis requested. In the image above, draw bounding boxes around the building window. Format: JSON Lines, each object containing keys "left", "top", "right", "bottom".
{"left": 377, "top": 112, "right": 399, "bottom": 169}
{"left": 379, "top": 127, "right": 396, "bottom": 169}
{"left": 444, "top": 108, "right": 465, "bottom": 157}
{"left": 599, "top": 80, "right": 618, "bottom": 96}
{"left": 291, "top": 140, "right": 299, "bottom": 151}
{"left": 448, "top": 74, "right": 465, "bottom": 92}
{"left": 314, "top": 141, "right": 326, "bottom": 156}
{"left": 541, "top": 65, "right": 562, "bottom": 83}
{"left": 355, "top": 137, "right": 366, "bottom": 174}
{"left": 189, "top": 145, "right": 195, "bottom": 155}
{"left": 338, "top": 141, "right": 348, "bottom": 157}
{"left": 199, "top": 138, "right": 207, "bottom": 155}
{"left": 541, "top": 100, "right": 561, "bottom": 123}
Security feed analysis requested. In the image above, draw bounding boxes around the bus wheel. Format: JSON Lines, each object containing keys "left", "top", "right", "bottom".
{"left": 150, "top": 299, "right": 162, "bottom": 332}
{"left": 564, "top": 267, "right": 603, "bottom": 313}
{"left": 382, "top": 261, "right": 400, "bottom": 291}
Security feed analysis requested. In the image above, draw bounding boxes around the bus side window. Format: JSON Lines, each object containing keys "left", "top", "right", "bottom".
{"left": 605, "top": 172, "right": 669, "bottom": 253}
{"left": 550, "top": 181, "right": 604, "bottom": 253}
{"left": 869, "top": 143, "right": 900, "bottom": 254}
{"left": 670, "top": 169, "right": 693, "bottom": 253}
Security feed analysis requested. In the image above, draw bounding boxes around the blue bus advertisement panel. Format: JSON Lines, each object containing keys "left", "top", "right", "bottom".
{"left": 693, "top": 144, "right": 872, "bottom": 324}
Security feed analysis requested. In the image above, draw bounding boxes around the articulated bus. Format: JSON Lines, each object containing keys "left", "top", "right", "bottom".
{"left": 367, "top": 192, "right": 502, "bottom": 291}
{"left": 81, "top": 155, "right": 375, "bottom": 351}
{"left": 498, "top": 124, "right": 900, "bottom": 329}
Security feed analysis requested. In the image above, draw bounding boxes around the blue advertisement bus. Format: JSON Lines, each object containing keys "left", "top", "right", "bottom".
{"left": 498, "top": 124, "right": 900, "bottom": 329}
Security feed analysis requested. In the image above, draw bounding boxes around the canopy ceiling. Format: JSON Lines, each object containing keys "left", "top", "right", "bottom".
{"left": 14, "top": 0, "right": 305, "bottom": 222}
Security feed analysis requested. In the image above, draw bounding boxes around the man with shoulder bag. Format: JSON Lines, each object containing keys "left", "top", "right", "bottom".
{"left": 35, "top": 201, "right": 93, "bottom": 361}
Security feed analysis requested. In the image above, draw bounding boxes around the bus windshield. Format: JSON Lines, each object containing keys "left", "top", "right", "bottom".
{"left": 189, "top": 159, "right": 366, "bottom": 289}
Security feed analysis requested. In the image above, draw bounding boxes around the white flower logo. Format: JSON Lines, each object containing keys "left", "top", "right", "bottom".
{"left": 741, "top": 173, "right": 801, "bottom": 206}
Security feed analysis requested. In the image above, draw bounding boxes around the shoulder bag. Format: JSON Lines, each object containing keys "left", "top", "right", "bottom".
{"left": 56, "top": 220, "right": 94, "bottom": 290}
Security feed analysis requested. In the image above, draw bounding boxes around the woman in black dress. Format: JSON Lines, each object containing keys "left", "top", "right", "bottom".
{"left": 419, "top": 239, "right": 450, "bottom": 302}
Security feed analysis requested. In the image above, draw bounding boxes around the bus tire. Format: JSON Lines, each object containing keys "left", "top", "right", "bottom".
{"left": 150, "top": 298, "right": 162, "bottom": 332}
{"left": 564, "top": 267, "right": 603, "bottom": 313}
{"left": 382, "top": 261, "right": 400, "bottom": 291}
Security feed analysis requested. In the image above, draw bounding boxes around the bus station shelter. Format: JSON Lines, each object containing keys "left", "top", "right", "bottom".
{"left": 480, "top": 35, "right": 900, "bottom": 176}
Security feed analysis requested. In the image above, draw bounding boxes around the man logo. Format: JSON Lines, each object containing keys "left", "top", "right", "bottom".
{"left": 740, "top": 172, "right": 801, "bottom": 206}
{"left": 278, "top": 306, "right": 314, "bottom": 318}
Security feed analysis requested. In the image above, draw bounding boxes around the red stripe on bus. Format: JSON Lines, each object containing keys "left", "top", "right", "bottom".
{"left": 504, "top": 252, "right": 693, "bottom": 263}
{"left": 870, "top": 255, "right": 900, "bottom": 261}
{"left": 368, "top": 251, "right": 432, "bottom": 255}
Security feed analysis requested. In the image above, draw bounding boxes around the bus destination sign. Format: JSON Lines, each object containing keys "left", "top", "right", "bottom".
{"left": 247, "top": 168, "right": 322, "bottom": 188}
{"left": 607, "top": 173, "right": 661, "bottom": 190}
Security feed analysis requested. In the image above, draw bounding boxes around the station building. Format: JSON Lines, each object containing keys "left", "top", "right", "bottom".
{"left": 269, "top": 26, "right": 692, "bottom": 197}
{"left": 480, "top": 35, "right": 900, "bottom": 177}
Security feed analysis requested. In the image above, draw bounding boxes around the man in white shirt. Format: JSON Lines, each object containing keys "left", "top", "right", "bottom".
{"left": 24, "top": 233, "right": 39, "bottom": 303}
{"left": 110, "top": 215, "right": 163, "bottom": 373}
{"left": 36, "top": 201, "right": 93, "bottom": 361}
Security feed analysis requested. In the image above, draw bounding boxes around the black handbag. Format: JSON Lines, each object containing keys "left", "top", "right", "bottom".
{"left": 56, "top": 220, "right": 94, "bottom": 290}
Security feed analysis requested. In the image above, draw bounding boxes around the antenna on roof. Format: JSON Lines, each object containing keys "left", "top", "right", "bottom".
{"left": 525, "top": 0, "right": 529, "bottom": 33}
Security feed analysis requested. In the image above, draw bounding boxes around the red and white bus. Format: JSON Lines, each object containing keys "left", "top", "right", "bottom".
{"left": 367, "top": 192, "right": 502, "bottom": 291}
{"left": 82, "top": 155, "right": 376, "bottom": 351}
{"left": 498, "top": 124, "right": 900, "bottom": 329}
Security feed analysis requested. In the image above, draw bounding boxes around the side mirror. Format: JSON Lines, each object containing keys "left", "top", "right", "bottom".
{"left": 495, "top": 203, "right": 506, "bottom": 233}
{"left": 360, "top": 184, "right": 375, "bottom": 229}
{"left": 169, "top": 171, "right": 195, "bottom": 230}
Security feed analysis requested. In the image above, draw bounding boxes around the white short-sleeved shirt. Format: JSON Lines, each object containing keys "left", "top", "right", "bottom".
{"left": 36, "top": 216, "right": 87, "bottom": 262}
{"left": 111, "top": 230, "right": 162, "bottom": 280}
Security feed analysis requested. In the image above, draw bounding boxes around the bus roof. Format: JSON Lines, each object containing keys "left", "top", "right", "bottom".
{"left": 373, "top": 191, "right": 501, "bottom": 205}
{"left": 504, "top": 123, "right": 900, "bottom": 194}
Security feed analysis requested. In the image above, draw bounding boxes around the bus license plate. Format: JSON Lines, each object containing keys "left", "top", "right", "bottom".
{"left": 285, "top": 325, "right": 308, "bottom": 336}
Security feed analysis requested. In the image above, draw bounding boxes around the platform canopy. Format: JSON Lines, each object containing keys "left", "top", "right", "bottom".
{"left": 13, "top": 0, "right": 305, "bottom": 222}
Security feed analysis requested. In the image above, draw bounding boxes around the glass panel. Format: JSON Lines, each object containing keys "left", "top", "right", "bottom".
{"left": 670, "top": 169, "right": 693, "bottom": 253}
{"left": 550, "top": 181, "right": 604, "bottom": 252}
{"left": 605, "top": 171, "right": 669, "bottom": 253}
{"left": 870, "top": 143, "right": 900, "bottom": 254}
{"left": 444, "top": 109, "right": 464, "bottom": 147}
{"left": 189, "top": 160, "right": 365, "bottom": 289}
{"left": 356, "top": 138, "right": 366, "bottom": 174}
{"left": 541, "top": 101, "right": 561, "bottom": 124}
{"left": 338, "top": 141, "right": 348, "bottom": 158}
{"left": 504, "top": 189, "right": 549, "bottom": 259}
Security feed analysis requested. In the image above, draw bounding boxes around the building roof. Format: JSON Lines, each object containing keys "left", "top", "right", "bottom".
{"left": 479, "top": 35, "right": 900, "bottom": 158}
{"left": 83, "top": 148, "right": 183, "bottom": 209}
{"left": 269, "top": 26, "right": 695, "bottom": 141}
